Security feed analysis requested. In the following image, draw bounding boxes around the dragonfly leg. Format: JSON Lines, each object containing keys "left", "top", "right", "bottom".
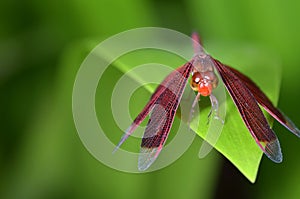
{"left": 188, "top": 92, "right": 201, "bottom": 128}
{"left": 207, "top": 109, "right": 212, "bottom": 125}
{"left": 209, "top": 94, "right": 224, "bottom": 124}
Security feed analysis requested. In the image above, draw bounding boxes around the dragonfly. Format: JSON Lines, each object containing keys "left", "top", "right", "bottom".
{"left": 114, "top": 33, "right": 300, "bottom": 171}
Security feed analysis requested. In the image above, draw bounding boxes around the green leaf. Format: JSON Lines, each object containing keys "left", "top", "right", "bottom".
{"left": 99, "top": 39, "right": 281, "bottom": 183}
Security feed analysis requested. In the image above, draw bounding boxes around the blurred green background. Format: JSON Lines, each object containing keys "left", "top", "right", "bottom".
{"left": 1, "top": 0, "right": 300, "bottom": 198}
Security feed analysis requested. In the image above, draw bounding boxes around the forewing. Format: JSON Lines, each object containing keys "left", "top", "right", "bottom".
{"left": 225, "top": 65, "right": 300, "bottom": 137}
{"left": 138, "top": 62, "right": 194, "bottom": 171}
{"left": 213, "top": 58, "right": 282, "bottom": 163}
{"left": 114, "top": 62, "right": 193, "bottom": 159}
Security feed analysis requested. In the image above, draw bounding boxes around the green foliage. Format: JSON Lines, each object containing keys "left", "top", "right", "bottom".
{"left": 1, "top": 0, "right": 300, "bottom": 199}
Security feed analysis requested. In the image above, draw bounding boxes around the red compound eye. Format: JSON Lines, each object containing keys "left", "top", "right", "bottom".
{"left": 190, "top": 72, "right": 201, "bottom": 91}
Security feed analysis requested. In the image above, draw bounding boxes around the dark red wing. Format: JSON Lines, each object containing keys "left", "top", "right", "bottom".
{"left": 212, "top": 58, "right": 282, "bottom": 163}
{"left": 138, "top": 62, "right": 193, "bottom": 170}
{"left": 225, "top": 65, "right": 300, "bottom": 138}
{"left": 114, "top": 61, "right": 194, "bottom": 170}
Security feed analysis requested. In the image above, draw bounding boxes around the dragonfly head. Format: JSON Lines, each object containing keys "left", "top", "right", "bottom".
{"left": 190, "top": 71, "right": 218, "bottom": 96}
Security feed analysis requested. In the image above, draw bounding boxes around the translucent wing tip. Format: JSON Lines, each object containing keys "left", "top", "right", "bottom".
{"left": 264, "top": 139, "right": 282, "bottom": 163}
{"left": 112, "top": 144, "right": 120, "bottom": 154}
{"left": 112, "top": 133, "right": 132, "bottom": 154}
{"left": 286, "top": 119, "right": 300, "bottom": 138}
{"left": 294, "top": 128, "right": 300, "bottom": 138}
{"left": 113, "top": 125, "right": 138, "bottom": 154}
{"left": 138, "top": 147, "right": 160, "bottom": 171}
{"left": 291, "top": 126, "right": 300, "bottom": 138}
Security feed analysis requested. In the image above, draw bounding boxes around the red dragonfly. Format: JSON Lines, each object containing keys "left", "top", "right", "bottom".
{"left": 114, "top": 33, "right": 300, "bottom": 171}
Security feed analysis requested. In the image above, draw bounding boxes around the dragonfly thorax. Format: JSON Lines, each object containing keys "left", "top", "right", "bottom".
{"left": 192, "top": 53, "right": 214, "bottom": 72}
